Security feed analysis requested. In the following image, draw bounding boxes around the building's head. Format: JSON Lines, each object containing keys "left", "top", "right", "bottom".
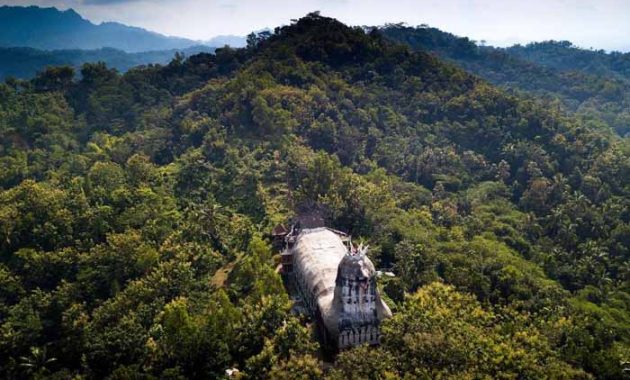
{"left": 333, "top": 244, "right": 392, "bottom": 348}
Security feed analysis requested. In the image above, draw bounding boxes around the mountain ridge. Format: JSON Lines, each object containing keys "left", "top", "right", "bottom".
{"left": 0, "top": 5, "right": 199, "bottom": 52}
{"left": 379, "top": 24, "right": 630, "bottom": 136}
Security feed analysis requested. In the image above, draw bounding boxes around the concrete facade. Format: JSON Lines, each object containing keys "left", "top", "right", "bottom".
{"left": 286, "top": 228, "right": 392, "bottom": 349}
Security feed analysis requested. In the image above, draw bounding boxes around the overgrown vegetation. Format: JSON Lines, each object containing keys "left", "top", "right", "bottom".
{"left": 0, "top": 46, "right": 215, "bottom": 81}
{"left": 381, "top": 24, "right": 630, "bottom": 136}
{"left": 0, "top": 13, "right": 628, "bottom": 379}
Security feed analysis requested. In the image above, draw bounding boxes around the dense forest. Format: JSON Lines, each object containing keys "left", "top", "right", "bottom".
{"left": 506, "top": 41, "right": 630, "bottom": 80}
{"left": 0, "top": 46, "right": 215, "bottom": 81}
{"left": 0, "top": 13, "right": 628, "bottom": 379}
{"left": 380, "top": 25, "right": 630, "bottom": 136}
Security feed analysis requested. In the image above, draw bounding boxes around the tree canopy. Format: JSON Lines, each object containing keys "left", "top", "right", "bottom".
{"left": 0, "top": 13, "right": 628, "bottom": 379}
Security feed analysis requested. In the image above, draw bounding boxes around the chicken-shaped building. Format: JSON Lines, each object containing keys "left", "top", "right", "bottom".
{"left": 282, "top": 227, "right": 392, "bottom": 349}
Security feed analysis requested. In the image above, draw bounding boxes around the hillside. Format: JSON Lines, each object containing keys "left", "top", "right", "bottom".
{"left": 380, "top": 25, "right": 630, "bottom": 136}
{"left": 0, "top": 13, "right": 628, "bottom": 379}
{"left": 0, "top": 5, "right": 198, "bottom": 52}
{"left": 507, "top": 41, "right": 630, "bottom": 80}
{"left": 0, "top": 45, "right": 216, "bottom": 80}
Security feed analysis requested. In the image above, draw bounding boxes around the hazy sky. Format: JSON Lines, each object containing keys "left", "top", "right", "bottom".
{"left": 4, "top": 0, "right": 630, "bottom": 51}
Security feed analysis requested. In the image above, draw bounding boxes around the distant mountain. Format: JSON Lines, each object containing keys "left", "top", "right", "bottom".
{"left": 205, "top": 35, "right": 247, "bottom": 48}
{"left": 0, "top": 45, "right": 216, "bottom": 80}
{"left": 0, "top": 5, "right": 199, "bottom": 52}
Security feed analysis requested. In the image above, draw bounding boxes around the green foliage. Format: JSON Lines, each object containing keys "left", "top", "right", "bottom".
{"left": 381, "top": 25, "right": 630, "bottom": 136}
{"left": 0, "top": 13, "right": 627, "bottom": 379}
{"left": 0, "top": 46, "right": 217, "bottom": 82}
{"left": 326, "top": 345, "right": 397, "bottom": 380}
{"left": 381, "top": 283, "right": 590, "bottom": 379}
{"left": 244, "top": 317, "right": 318, "bottom": 379}
{"left": 267, "top": 354, "right": 323, "bottom": 380}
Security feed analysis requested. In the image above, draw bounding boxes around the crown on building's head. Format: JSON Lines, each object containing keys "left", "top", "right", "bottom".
{"left": 348, "top": 242, "right": 368, "bottom": 257}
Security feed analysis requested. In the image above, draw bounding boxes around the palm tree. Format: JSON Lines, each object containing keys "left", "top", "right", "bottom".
{"left": 19, "top": 346, "right": 57, "bottom": 377}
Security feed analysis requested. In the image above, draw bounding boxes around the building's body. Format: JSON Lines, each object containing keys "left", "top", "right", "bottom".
{"left": 280, "top": 227, "right": 392, "bottom": 349}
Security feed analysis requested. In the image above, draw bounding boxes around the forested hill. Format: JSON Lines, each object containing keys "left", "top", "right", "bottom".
{"left": 0, "top": 45, "right": 216, "bottom": 81}
{"left": 0, "top": 13, "right": 628, "bottom": 379}
{"left": 506, "top": 41, "right": 630, "bottom": 80}
{"left": 380, "top": 25, "right": 630, "bottom": 136}
{"left": 0, "top": 6, "right": 198, "bottom": 52}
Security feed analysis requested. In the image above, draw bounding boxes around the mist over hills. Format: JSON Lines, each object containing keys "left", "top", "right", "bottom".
{"left": 205, "top": 35, "right": 247, "bottom": 48}
{"left": 0, "top": 5, "right": 244, "bottom": 80}
{"left": 0, "top": 5, "right": 200, "bottom": 52}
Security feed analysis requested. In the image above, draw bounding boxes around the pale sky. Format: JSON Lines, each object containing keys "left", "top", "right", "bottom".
{"left": 4, "top": 0, "right": 630, "bottom": 51}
